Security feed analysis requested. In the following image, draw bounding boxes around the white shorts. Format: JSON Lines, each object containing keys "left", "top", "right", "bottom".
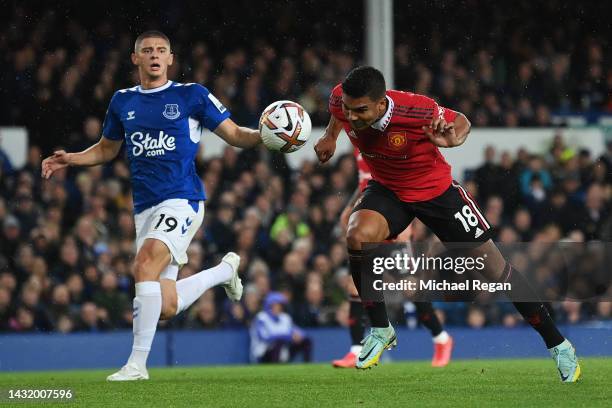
{"left": 135, "top": 198, "right": 204, "bottom": 280}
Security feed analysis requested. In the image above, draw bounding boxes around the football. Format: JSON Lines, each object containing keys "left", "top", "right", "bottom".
{"left": 259, "top": 100, "right": 311, "bottom": 153}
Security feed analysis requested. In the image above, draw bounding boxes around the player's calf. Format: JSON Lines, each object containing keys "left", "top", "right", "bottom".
{"left": 469, "top": 239, "right": 507, "bottom": 281}
{"left": 159, "top": 279, "right": 178, "bottom": 320}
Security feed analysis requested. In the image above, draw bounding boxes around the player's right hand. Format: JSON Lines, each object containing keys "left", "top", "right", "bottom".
{"left": 314, "top": 135, "right": 336, "bottom": 163}
{"left": 41, "top": 150, "right": 71, "bottom": 179}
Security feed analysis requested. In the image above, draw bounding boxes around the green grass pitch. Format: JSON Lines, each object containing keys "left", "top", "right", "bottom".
{"left": 0, "top": 358, "right": 610, "bottom": 407}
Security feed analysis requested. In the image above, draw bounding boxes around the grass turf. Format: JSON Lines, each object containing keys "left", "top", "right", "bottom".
{"left": 0, "top": 358, "right": 609, "bottom": 407}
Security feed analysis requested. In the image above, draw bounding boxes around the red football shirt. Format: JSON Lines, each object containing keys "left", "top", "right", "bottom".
{"left": 330, "top": 84, "right": 457, "bottom": 202}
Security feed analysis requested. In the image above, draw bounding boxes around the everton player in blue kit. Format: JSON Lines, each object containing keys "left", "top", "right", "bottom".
{"left": 42, "top": 31, "right": 262, "bottom": 381}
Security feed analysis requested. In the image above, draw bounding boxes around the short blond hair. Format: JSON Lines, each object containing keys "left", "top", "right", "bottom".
{"left": 134, "top": 30, "right": 171, "bottom": 52}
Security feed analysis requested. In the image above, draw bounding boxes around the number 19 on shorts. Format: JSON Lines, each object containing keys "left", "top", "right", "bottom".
{"left": 154, "top": 214, "right": 178, "bottom": 232}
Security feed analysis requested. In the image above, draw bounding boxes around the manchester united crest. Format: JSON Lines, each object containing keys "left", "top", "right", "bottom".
{"left": 388, "top": 132, "right": 407, "bottom": 149}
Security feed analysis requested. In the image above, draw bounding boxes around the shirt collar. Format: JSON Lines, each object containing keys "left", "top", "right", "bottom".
{"left": 138, "top": 80, "right": 173, "bottom": 94}
{"left": 370, "top": 95, "right": 394, "bottom": 131}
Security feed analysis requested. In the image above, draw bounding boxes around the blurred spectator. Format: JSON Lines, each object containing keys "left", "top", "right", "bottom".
{"left": 9, "top": 307, "right": 36, "bottom": 332}
{"left": 74, "top": 302, "right": 111, "bottom": 332}
{"left": 0, "top": 287, "right": 12, "bottom": 330}
{"left": 187, "top": 297, "right": 219, "bottom": 329}
{"left": 473, "top": 146, "right": 504, "bottom": 202}
{"left": 0, "top": 141, "right": 14, "bottom": 175}
{"left": 292, "top": 278, "right": 327, "bottom": 327}
{"left": 207, "top": 192, "right": 237, "bottom": 253}
{"left": 92, "top": 272, "right": 130, "bottom": 328}
{"left": 466, "top": 305, "right": 487, "bottom": 329}
{"left": 51, "top": 237, "right": 81, "bottom": 283}
{"left": 270, "top": 206, "right": 310, "bottom": 242}
{"left": 250, "top": 292, "right": 311, "bottom": 363}
{"left": 47, "top": 284, "right": 72, "bottom": 327}
{"left": 559, "top": 301, "right": 587, "bottom": 324}
{"left": 18, "top": 281, "right": 52, "bottom": 331}
{"left": 520, "top": 156, "right": 552, "bottom": 196}
{"left": 572, "top": 183, "right": 607, "bottom": 239}
{"left": 513, "top": 208, "right": 534, "bottom": 242}
{"left": 222, "top": 301, "right": 248, "bottom": 328}
{"left": 56, "top": 314, "right": 74, "bottom": 334}
{"left": 2, "top": 215, "right": 21, "bottom": 261}
{"left": 66, "top": 274, "right": 86, "bottom": 305}
{"left": 595, "top": 302, "right": 611, "bottom": 320}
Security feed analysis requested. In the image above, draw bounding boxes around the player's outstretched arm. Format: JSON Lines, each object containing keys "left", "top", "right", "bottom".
{"left": 423, "top": 112, "right": 471, "bottom": 148}
{"left": 41, "top": 136, "right": 123, "bottom": 179}
{"left": 213, "top": 118, "right": 262, "bottom": 148}
{"left": 314, "top": 115, "right": 343, "bottom": 163}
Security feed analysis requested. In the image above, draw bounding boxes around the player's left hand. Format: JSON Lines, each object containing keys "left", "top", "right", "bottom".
{"left": 422, "top": 118, "right": 456, "bottom": 148}
{"left": 41, "top": 150, "right": 71, "bottom": 179}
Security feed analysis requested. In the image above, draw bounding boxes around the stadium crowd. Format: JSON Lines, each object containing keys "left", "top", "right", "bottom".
{"left": 1, "top": 132, "right": 611, "bottom": 334}
{"left": 1, "top": 0, "right": 610, "bottom": 154}
{"left": 0, "top": 0, "right": 611, "bottom": 334}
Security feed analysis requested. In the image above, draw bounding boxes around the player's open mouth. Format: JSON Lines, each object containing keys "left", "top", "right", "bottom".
{"left": 150, "top": 63, "right": 161, "bottom": 70}
{"left": 350, "top": 120, "right": 367, "bottom": 129}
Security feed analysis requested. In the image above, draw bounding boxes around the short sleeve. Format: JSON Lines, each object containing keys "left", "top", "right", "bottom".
{"left": 328, "top": 84, "right": 347, "bottom": 122}
{"left": 102, "top": 92, "right": 124, "bottom": 141}
{"left": 409, "top": 94, "right": 457, "bottom": 122}
{"left": 191, "top": 84, "right": 231, "bottom": 130}
{"left": 434, "top": 101, "right": 458, "bottom": 123}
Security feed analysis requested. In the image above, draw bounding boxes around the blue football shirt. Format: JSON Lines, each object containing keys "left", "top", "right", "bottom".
{"left": 102, "top": 81, "right": 230, "bottom": 213}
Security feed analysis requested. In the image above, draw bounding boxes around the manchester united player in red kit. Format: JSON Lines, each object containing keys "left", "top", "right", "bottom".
{"left": 315, "top": 66, "right": 581, "bottom": 381}
{"left": 332, "top": 148, "right": 453, "bottom": 369}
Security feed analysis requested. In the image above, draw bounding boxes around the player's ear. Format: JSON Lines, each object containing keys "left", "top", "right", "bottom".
{"left": 168, "top": 52, "right": 174, "bottom": 66}
{"left": 130, "top": 52, "right": 138, "bottom": 66}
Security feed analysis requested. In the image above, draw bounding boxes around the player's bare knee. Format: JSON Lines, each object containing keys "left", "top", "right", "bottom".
{"left": 133, "top": 251, "right": 156, "bottom": 282}
{"left": 346, "top": 218, "right": 384, "bottom": 249}
{"left": 133, "top": 240, "right": 170, "bottom": 282}
{"left": 346, "top": 225, "right": 376, "bottom": 250}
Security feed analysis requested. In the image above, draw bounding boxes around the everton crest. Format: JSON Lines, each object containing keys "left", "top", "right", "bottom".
{"left": 162, "top": 104, "right": 180, "bottom": 120}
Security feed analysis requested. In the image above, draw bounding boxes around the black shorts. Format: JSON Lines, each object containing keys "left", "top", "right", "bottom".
{"left": 352, "top": 180, "right": 494, "bottom": 243}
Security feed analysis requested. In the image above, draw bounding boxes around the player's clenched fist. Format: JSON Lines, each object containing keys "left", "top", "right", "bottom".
{"left": 314, "top": 134, "right": 336, "bottom": 163}
{"left": 41, "top": 150, "right": 71, "bottom": 179}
